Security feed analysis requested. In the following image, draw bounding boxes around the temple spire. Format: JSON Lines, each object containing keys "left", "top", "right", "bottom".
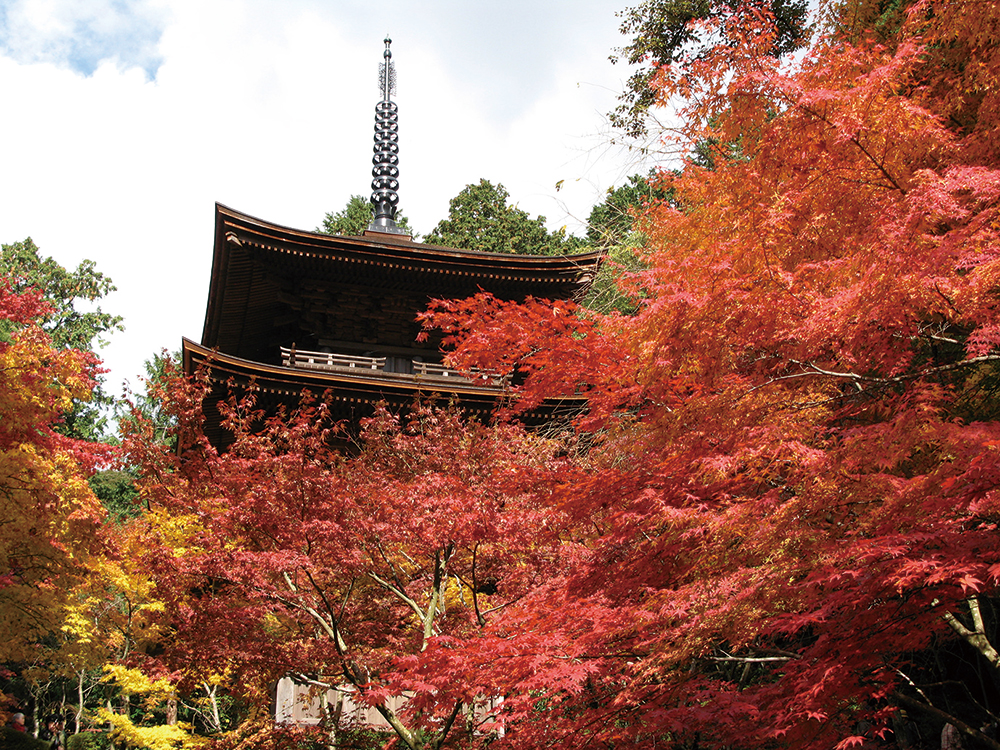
{"left": 368, "top": 36, "right": 406, "bottom": 235}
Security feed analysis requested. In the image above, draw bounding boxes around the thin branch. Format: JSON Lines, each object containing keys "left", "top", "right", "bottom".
{"left": 471, "top": 542, "right": 485, "bottom": 627}
{"left": 894, "top": 692, "right": 1000, "bottom": 750}
{"left": 303, "top": 567, "right": 339, "bottom": 628}
{"left": 705, "top": 655, "right": 792, "bottom": 663}
{"left": 368, "top": 571, "right": 427, "bottom": 624}
{"left": 280, "top": 571, "right": 344, "bottom": 649}
{"left": 934, "top": 281, "right": 962, "bottom": 317}
{"left": 893, "top": 667, "right": 933, "bottom": 707}
{"left": 337, "top": 577, "right": 355, "bottom": 624}
{"left": 433, "top": 700, "right": 464, "bottom": 750}
{"left": 750, "top": 355, "right": 1000, "bottom": 393}
{"left": 797, "top": 102, "right": 907, "bottom": 194}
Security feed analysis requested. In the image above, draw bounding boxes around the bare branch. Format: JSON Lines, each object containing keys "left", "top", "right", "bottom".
{"left": 894, "top": 692, "right": 1000, "bottom": 750}
{"left": 941, "top": 597, "right": 1000, "bottom": 669}
{"left": 750, "top": 355, "right": 1000, "bottom": 394}
{"left": 368, "top": 570, "right": 427, "bottom": 624}
{"left": 706, "top": 655, "right": 792, "bottom": 663}
{"left": 432, "top": 700, "right": 464, "bottom": 750}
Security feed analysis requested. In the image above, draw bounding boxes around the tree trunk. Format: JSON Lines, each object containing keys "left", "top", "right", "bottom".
{"left": 76, "top": 670, "right": 85, "bottom": 735}
{"left": 203, "top": 682, "right": 222, "bottom": 733}
{"left": 107, "top": 699, "right": 116, "bottom": 750}
{"left": 895, "top": 692, "right": 1000, "bottom": 750}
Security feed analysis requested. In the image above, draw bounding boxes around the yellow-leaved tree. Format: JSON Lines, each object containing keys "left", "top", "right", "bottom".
{"left": 0, "top": 279, "right": 110, "bottom": 722}
{"left": 96, "top": 666, "right": 205, "bottom": 750}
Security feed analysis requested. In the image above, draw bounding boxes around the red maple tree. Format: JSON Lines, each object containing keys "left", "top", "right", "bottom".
{"left": 415, "top": 0, "right": 1000, "bottom": 747}
{"left": 119, "top": 1, "right": 1000, "bottom": 747}
{"left": 120, "top": 376, "right": 569, "bottom": 749}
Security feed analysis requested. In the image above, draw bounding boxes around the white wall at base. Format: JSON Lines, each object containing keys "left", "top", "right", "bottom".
{"left": 272, "top": 676, "right": 504, "bottom": 738}
{"left": 273, "top": 677, "right": 408, "bottom": 728}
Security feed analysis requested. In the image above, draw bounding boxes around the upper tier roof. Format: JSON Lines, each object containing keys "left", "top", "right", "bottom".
{"left": 202, "top": 203, "right": 603, "bottom": 359}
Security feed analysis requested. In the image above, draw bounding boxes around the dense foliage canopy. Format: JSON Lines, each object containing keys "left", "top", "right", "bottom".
{"left": 11, "top": 1, "right": 1000, "bottom": 748}
{"left": 117, "top": 388, "right": 567, "bottom": 749}
{"left": 0, "top": 280, "right": 110, "bottom": 717}
{"left": 416, "top": 0, "right": 1000, "bottom": 746}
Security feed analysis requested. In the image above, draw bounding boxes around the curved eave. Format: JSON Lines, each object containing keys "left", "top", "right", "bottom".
{"left": 183, "top": 337, "right": 509, "bottom": 401}
{"left": 215, "top": 202, "right": 604, "bottom": 273}
{"left": 183, "top": 338, "right": 586, "bottom": 449}
{"left": 203, "top": 204, "right": 603, "bottom": 349}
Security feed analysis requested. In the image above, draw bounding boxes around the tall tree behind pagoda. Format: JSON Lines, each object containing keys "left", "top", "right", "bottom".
{"left": 0, "top": 239, "right": 122, "bottom": 442}
{"left": 119, "top": 376, "right": 569, "bottom": 750}
{"left": 317, "top": 194, "right": 413, "bottom": 237}
{"left": 610, "top": 0, "right": 809, "bottom": 140}
{"left": 416, "top": 0, "right": 1000, "bottom": 746}
{"left": 426, "top": 179, "right": 583, "bottom": 255}
{"left": 581, "top": 171, "right": 673, "bottom": 314}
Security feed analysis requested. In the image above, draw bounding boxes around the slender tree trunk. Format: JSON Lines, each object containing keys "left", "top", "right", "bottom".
{"left": 76, "top": 670, "right": 85, "bottom": 735}
{"left": 106, "top": 698, "right": 115, "bottom": 750}
{"left": 203, "top": 682, "right": 222, "bottom": 733}
{"left": 895, "top": 693, "right": 1000, "bottom": 750}
{"left": 320, "top": 689, "right": 335, "bottom": 750}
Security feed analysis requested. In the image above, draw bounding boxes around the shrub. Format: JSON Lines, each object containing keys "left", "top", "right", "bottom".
{"left": 65, "top": 732, "right": 111, "bottom": 750}
{"left": 0, "top": 727, "right": 49, "bottom": 749}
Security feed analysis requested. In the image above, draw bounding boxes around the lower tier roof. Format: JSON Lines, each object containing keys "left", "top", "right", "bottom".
{"left": 182, "top": 338, "right": 584, "bottom": 450}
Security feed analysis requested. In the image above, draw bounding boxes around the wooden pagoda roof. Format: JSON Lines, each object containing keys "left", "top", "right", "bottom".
{"left": 188, "top": 204, "right": 600, "bottom": 448}
{"left": 182, "top": 338, "right": 584, "bottom": 449}
{"left": 202, "top": 203, "right": 603, "bottom": 358}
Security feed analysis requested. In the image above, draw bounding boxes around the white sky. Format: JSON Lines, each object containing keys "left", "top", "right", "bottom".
{"left": 0, "top": 0, "right": 660, "bottom": 399}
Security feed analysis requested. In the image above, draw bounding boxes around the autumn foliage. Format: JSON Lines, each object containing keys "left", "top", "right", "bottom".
{"left": 0, "top": 282, "right": 108, "bottom": 672}
{"left": 117, "top": 378, "right": 569, "bottom": 748}
{"left": 71, "top": 0, "right": 1000, "bottom": 748}
{"left": 413, "top": 0, "right": 1000, "bottom": 747}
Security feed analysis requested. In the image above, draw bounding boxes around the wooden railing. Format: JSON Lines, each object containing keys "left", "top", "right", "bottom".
{"left": 413, "top": 361, "right": 461, "bottom": 378}
{"left": 281, "top": 347, "right": 385, "bottom": 371}
{"left": 280, "top": 347, "right": 503, "bottom": 386}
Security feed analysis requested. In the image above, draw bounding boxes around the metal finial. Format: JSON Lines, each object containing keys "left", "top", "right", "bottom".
{"left": 369, "top": 36, "right": 406, "bottom": 235}
{"left": 379, "top": 36, "right": 396, "bottom": 102}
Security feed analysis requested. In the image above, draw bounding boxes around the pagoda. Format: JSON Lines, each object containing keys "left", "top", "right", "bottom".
{"left": 183, "top": 38, "right": 602, "bottom": 448}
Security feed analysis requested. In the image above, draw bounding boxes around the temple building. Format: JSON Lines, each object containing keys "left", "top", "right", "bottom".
{"left": 183, "top": 38, "right": 601, "bottom": 449}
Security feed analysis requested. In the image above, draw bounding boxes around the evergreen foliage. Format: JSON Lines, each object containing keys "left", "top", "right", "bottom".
{"left": 0, "top": 238, "right": 122, "bottom": 441}
{"left": 0, "top": 727, "right": 50, "bottom": 750}
{"left": 426, "top": 179, "right": 584, "bottom": 255}
{"left": 318, "top": 194, "right": 413, "bottom": 237}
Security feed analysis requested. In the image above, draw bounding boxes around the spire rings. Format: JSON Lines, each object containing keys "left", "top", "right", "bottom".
{"left": 371, "top": 95, "right": 400, "bottom": 223}
{"left": 368, "top": 36, "right": 406, "bottom": 234}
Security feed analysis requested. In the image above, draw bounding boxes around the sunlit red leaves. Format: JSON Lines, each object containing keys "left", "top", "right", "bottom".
{"left": 119, "top": 377, "right": 572, "bottom": 745}
{"left": 102, "top": 2, "right": 1000, "bottom": 747}
{"left": 411, "top": 1, "right": 1000, "bottom": 748}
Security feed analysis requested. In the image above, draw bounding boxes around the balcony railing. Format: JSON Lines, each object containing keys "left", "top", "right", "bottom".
{"left": 281, "top": 348, "right": 385, "bottom": 371}
{"left": 280, "top": 347, "right": 503, "bottom": 386}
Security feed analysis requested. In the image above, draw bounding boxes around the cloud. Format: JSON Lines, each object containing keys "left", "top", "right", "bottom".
{"left": 0, "top": 0, "right": 166, "bottom": 77}
{"left": 0, "top": 0, "right": 660, "bottom": 400}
